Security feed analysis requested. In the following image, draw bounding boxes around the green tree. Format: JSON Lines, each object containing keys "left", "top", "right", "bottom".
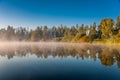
{"left": 97, "top": 25, "right": 102, "bottom": 39}
{"left": 116, "top": 16, "right": 120, "bottom": 29}
{"left": 43, "top": 26, "right": 48, "bottom": 41}
{"left": 62, "top": 28, "right": 72, "bottom": 41}
{"left": 100, "top": 18, "right": 114, "bottom": 39}
{"left": 89, "top": 23, "right": 97, "bottom": 42}
{"left": 31, "top": 31, "right": 37, "bottom": 41}
{"left": 72, "top": 24, "right": 86, "bottom": 42}
{"left": 36, "top": 26, "right": 43, "bottom": 40}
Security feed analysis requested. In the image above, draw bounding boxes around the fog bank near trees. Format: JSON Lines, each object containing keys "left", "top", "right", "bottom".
{"left": 0, "top": 16, "right": 120, "bottom": 43}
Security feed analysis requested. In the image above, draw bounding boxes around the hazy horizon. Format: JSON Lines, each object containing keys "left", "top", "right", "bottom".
{"left": 0, "top": 0, "right": 120, "bottom": 29}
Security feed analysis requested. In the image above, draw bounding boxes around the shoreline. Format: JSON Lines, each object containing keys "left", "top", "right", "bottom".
{"left": 0, "top": 41, "right": 120, "bottom": 45}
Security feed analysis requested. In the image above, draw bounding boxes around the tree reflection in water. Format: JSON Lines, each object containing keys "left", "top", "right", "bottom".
{"left": 0, "top": 43, "right": 120, "bottom": 68}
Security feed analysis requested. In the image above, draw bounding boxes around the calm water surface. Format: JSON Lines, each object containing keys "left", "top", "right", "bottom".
{"left": 0, "top": 42, "right": 120, "bottom": 80}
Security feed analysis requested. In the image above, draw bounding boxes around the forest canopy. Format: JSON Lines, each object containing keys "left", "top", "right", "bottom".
{"left": 0, "top": 16, "right": 120, "bottom": 43}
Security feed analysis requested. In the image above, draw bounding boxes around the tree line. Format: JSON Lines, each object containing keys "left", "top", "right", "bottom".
{"left": 0, "top": 16, "right": 120, "bottom": 42}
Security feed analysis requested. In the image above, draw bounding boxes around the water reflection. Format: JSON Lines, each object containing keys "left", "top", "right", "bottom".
{"left": 0, "top": 43, "right": 120, "bottom": 68}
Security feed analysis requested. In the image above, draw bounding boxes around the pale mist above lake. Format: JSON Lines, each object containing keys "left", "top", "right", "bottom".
{"left": 0, "top": 42, "right": 120, "bottom": 80}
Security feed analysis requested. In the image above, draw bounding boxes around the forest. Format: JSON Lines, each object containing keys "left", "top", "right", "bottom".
{"left": 0, "top": 16, "right": 120, "bottom": 43}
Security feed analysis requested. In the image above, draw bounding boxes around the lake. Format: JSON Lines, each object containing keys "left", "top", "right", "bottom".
{"left": 0, "top": 42, "right": 120, "bottom": 80}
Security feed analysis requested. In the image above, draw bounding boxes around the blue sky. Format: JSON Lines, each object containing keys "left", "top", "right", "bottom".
{"left": 0, "top": 0, "right": 120, "bottom": 28}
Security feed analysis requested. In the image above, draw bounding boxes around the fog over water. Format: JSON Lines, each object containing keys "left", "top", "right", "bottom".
{"left": 0, "top": 42, "right": 120, "bottom": 80}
